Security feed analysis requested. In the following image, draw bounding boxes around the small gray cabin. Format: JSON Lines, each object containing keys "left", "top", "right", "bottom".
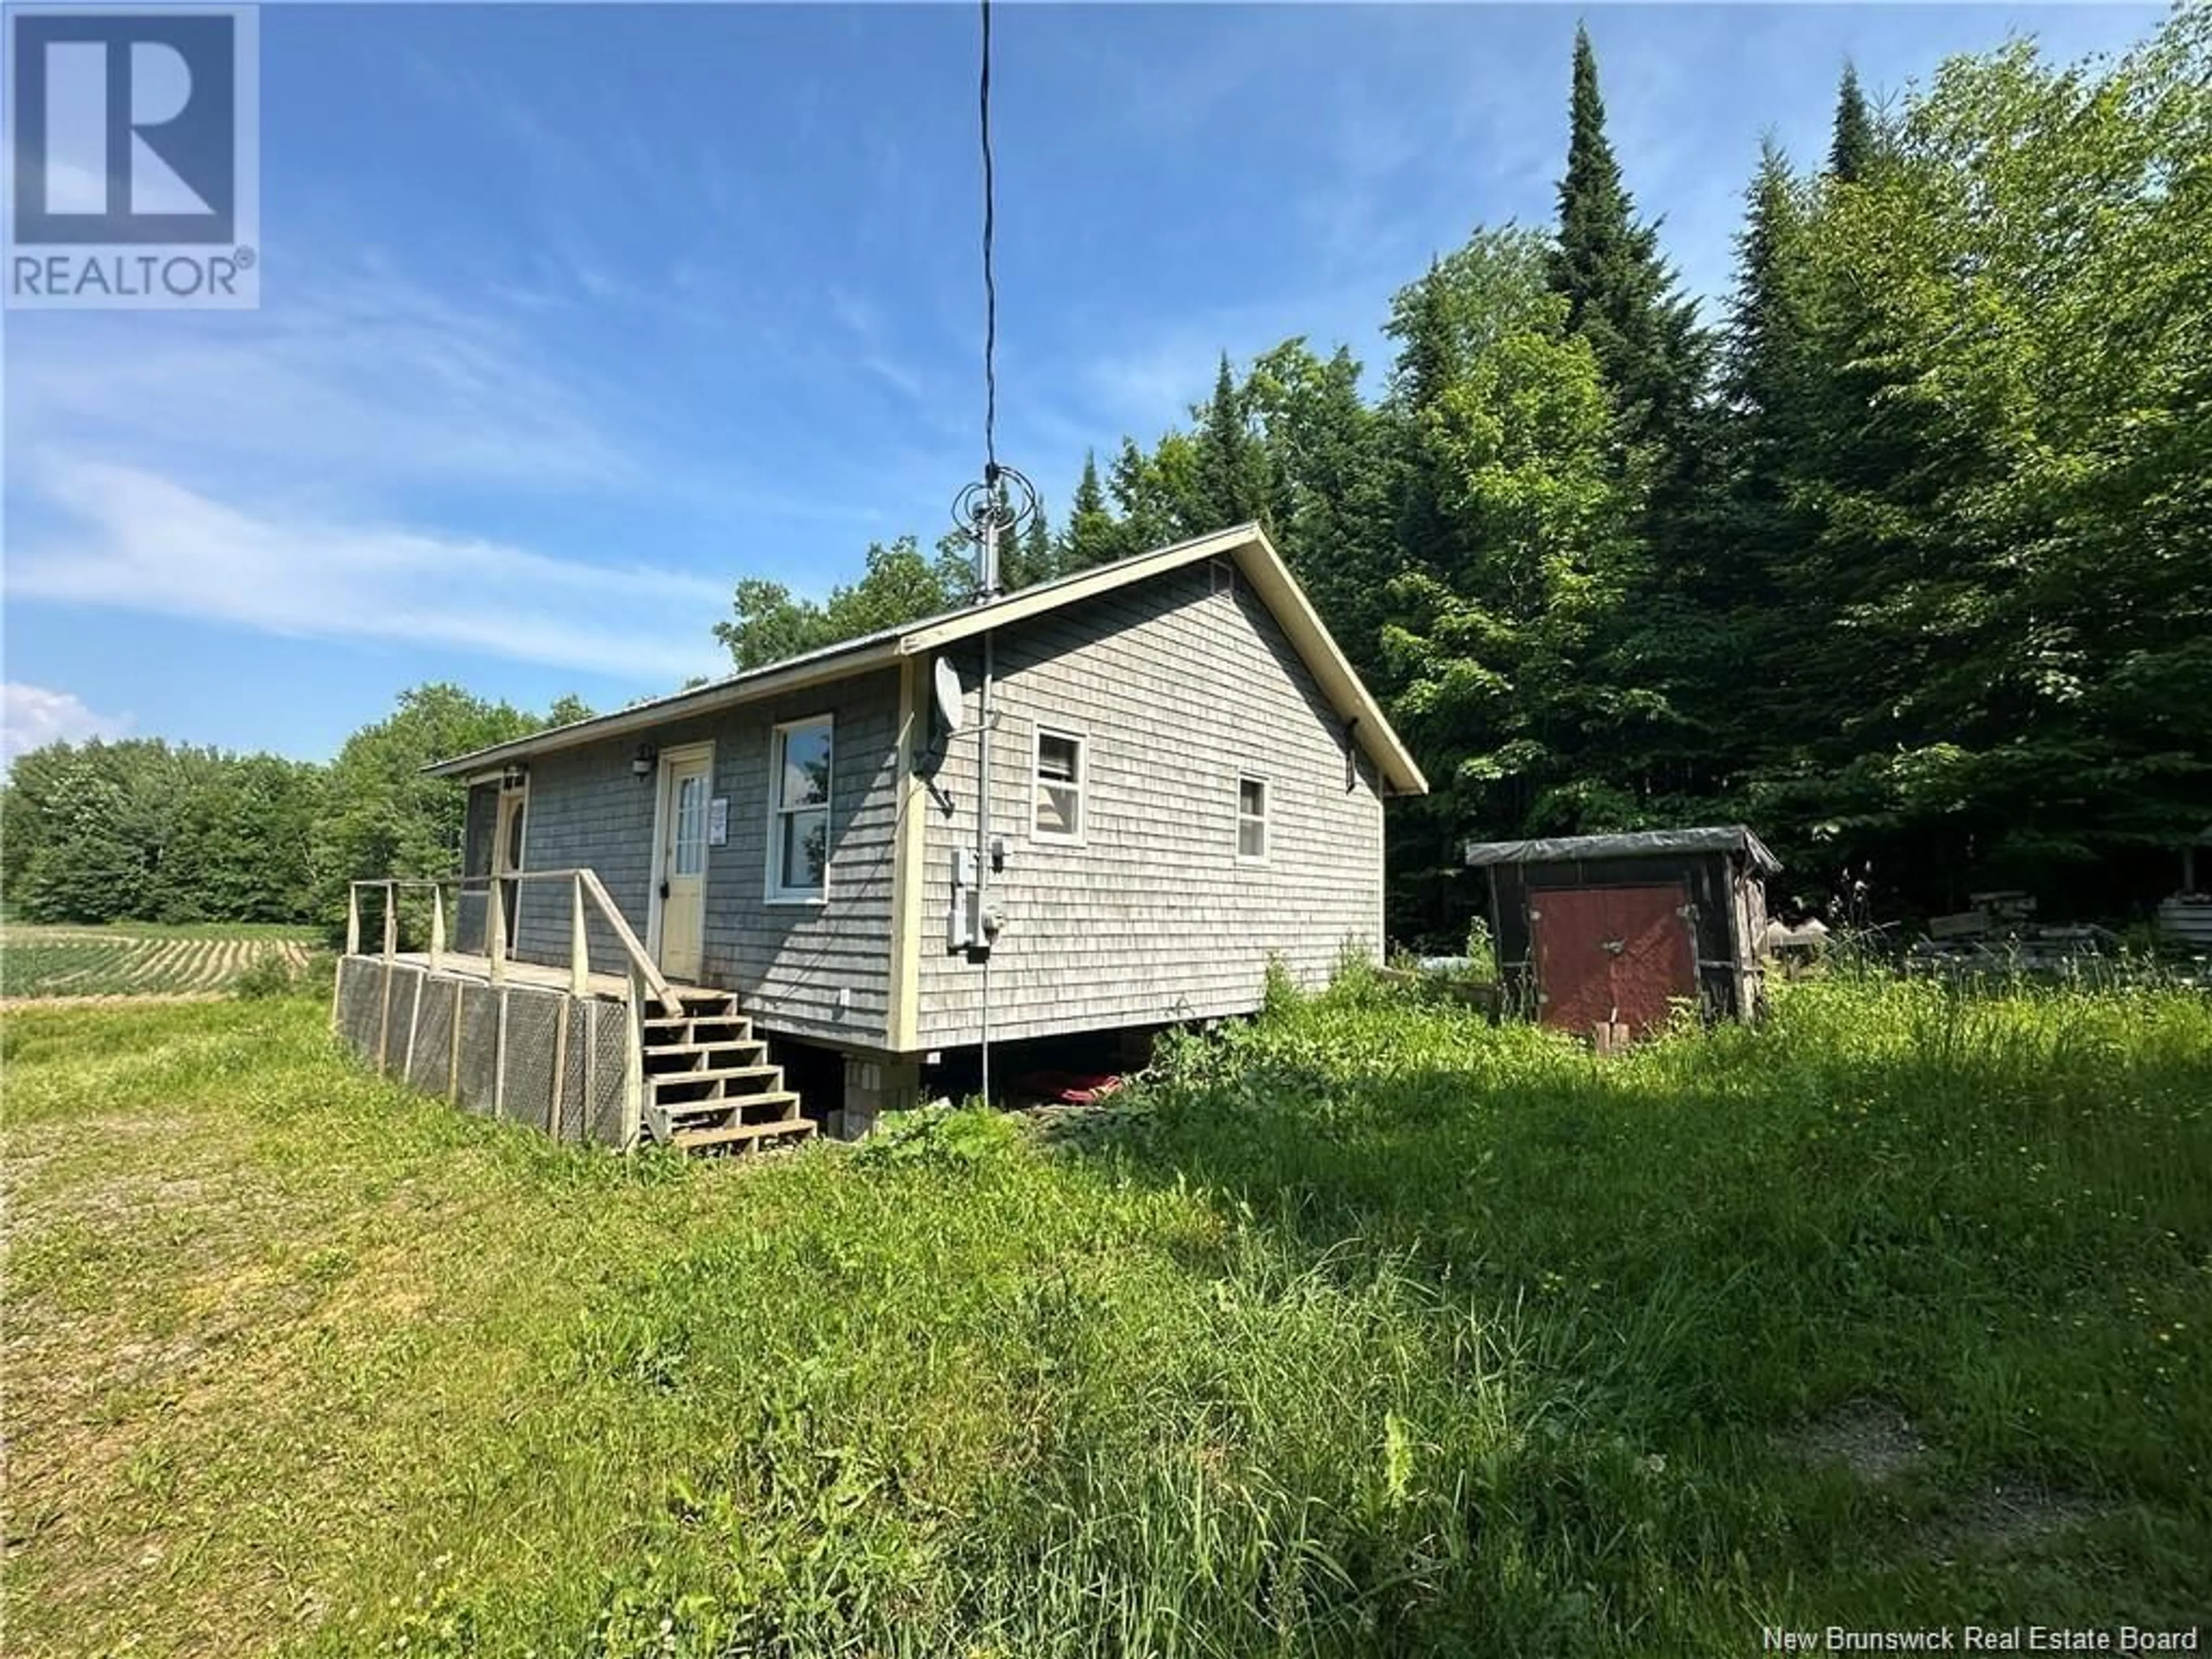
{"left": 336, "top": 524, "right": 1426, "bottom": 1146}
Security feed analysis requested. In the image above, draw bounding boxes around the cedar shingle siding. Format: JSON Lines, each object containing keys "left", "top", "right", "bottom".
{"left": 915, "top": 559, "right": 1384, "bottom": 1047}
{"left": 494, "top": 560, "right": 1385, "bottom": 1056}
{"left": 503, "top": 669, "right": 902, "bottom": 1048}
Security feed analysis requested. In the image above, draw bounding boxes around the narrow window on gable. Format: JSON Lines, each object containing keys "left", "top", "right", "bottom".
{"left": 1237, "top": 775, "right": 1269, "bottom": 862}
{"left": 768, "top": 717, "right": 832, "bottom": 901}
{"left": 1033, "top": 727, "right": 1084, "bottom": 843}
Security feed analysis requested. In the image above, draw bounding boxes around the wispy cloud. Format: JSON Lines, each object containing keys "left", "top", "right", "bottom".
{"left": 828, "top": 285, "right": 882, "bottom": 339}
{"left": 1084, "top": 336, "right": 1213, "bottom": 430}
{"left": 4, "top": 232, "right": 899, "bottom": 696}
{"left": 6, "top": 263, "right": 639, "bottom": 509}
{"left": 11, "top": 457, "right": 730, "bottom": 685}
{"left": 1074, "top": 272, "right": 1400, "bottom": 439}
{"left": 819, "top": 281, "right": 938, "bottom": 411}
{"left": 1, "top": 683, "right": 132, "bottom": 765}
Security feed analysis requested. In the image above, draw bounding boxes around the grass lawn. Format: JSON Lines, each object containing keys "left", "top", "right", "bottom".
{"left": 0, "top": 924, "right": 317, "bottom": 999}
{"left": 3, "top": 976, "right": 2207, "bottom": 1657}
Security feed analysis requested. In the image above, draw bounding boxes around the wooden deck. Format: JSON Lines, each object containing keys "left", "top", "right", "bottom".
{"left": 376, "top": 950, "right": 699, "bottom": 1003}
{"left": 336, "top": 950, "right": 810, "bottom": 1153}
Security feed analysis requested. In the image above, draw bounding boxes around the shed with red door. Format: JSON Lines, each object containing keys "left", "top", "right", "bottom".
{"left": 1463, "top": 827, "right": 1779, "bottom": 1040}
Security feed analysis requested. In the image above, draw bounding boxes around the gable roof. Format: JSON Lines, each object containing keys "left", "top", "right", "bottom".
{"left": 426, "top": 523, "right": 1429, "bottom": 795}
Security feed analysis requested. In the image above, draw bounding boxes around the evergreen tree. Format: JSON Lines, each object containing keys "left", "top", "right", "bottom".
{"left": 1548, "top": 26, "right": 1631, "bottom": 335}
{"left": 1008, "top": 506, "right": 1056, "bottom": 589}
{"left": 1756, "top": 62, "right": 1952, "bottom": 821}
{"left": 1722, "top": 143, "right": 1811, "bottom": 429}
{"left": 1541, "top": 24, "right": 1717, "bottom": 815}
{"left": 1388, "top": 260, "right": 1460, "bottom": 411}
{"left": 1193, "top": 353, "right": 1272, "bottom": 531}
{"left": 1695, "top": 140, "right": 1839, "bottom": 808}
{"left": 1715, "top": 141, "right": 1819, "bottom": 626}
{"left": 1828, "top": 63, "right": 1877, "bottom": 183}
{"left": 1544, "top": 24, "right": 1705, "bottom": 454}
{"left": 1057, "top": 452, "right": 1122, "bottom": 573}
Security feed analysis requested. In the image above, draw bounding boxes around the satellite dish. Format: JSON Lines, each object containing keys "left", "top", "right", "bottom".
{"left": 931, "top": 657, "right": 965, "bottom": 736}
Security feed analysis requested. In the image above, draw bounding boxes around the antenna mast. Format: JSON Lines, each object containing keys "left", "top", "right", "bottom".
{"left": 952, "top": 465, "right": 1038, "bottom": 604}
{"left": 944, "top": 0, "right": 1046, "bottom": 1108}
{"left": 950, "top": 0, "right": 1037, "bottom": 602}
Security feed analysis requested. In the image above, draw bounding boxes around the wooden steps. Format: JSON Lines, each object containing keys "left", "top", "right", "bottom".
{"left": 639, "top": 987, "right": 814, "bottom": 1155}
{"left": 646, "top": 1039, "right": 770, "bottom": 1063}
{"left": 671, "top": 1118, "right": 817, "bottom": 1152}
{"left": 653, "top": 1065, "right": 783, "bottom": 1090}
{"left": 644, "top": 1013, "right": 753, "bottom": 1037}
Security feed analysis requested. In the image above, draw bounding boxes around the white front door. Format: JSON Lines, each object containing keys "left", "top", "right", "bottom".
{"left": 656, "top": 751, "right": 712, "bottom": 981}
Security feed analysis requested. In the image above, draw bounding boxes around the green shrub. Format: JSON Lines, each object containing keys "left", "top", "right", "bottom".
{"left": 231, "top": 947, "right": 301, "bottom": 1000}
{"left": 850, "top": 1102, "right": 1021, "bottom": 1169}
{"left": 1464, "top": 914, "right": 1498, "bottom": 978}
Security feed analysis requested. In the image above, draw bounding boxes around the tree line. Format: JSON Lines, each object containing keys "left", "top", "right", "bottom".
{"left": 7, "top": 16, "right": 2202, "bottom": 944}
{"left": 1, "top": 686, "right": 588, "bottom": 929}
{"left": 726, "top": 14, "right": 2210, "bottom": 942}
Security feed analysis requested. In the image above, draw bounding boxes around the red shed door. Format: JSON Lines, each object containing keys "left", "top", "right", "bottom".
{"left": 1530, "top": 884, "right": 1696, "bottom": 1039}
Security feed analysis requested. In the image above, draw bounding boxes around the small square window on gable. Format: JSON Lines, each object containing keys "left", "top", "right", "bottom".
{"left": 1237, "top": 774, "right": 1269, "bottom": 862}
{"left": 1209, "top": 555, "right": 1238, "bottom": 598}
{"left": 1033, "top": 726, "right": 1084, "bottom": 843}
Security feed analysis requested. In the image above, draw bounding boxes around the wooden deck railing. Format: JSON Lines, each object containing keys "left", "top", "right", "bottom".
{"left": 346, "top": 869, "right": 675, "bottom": 1007}
{"left": 343, "top": 869, "right": 676, "bottom": 1152}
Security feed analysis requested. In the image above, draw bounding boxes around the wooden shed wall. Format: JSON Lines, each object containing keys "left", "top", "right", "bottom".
{"left": 1485, "top": 851, "right": 1761, "bottom": 1021}
{"left": 912, "top": 558, "right": 1387, "bottom": 1048}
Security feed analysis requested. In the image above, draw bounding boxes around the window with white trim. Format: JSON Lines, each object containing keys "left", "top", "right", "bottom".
{"left": 1033, "top": 727, "right": 1085, "bottom": 842}
{"left": 1237, "top": 774, "right": 1269, "bottom": 861}
{"left": 671, "top": 772, "right": 707, "bottom": 877}
{"left": 768, "top": 717, "right": 832, "bottom": 900}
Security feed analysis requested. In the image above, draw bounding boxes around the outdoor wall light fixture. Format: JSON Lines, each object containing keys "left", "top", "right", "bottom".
{"left": 632, "top": 744, "right": 658, "bottom": 779}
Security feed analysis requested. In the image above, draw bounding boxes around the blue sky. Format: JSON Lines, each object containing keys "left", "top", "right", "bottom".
{"left": 2, "top": 1, "right": 2163, "bottom": 764}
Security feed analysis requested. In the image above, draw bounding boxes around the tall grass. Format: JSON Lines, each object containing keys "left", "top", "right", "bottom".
{"left": 3, "top": 974, "right": 2206, "bottom": 1657}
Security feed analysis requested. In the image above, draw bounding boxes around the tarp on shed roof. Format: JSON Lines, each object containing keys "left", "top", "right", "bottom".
{"left": 1463, "top": 825, "right": 1782, "bottom": 874}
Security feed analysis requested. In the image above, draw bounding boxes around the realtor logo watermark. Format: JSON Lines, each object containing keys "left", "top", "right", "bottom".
{"left": 5, "top": 3, "right": 259, "bottom": 307}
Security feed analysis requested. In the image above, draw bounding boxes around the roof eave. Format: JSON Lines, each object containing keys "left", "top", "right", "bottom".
{"left": 1228, "top": 531, "right": 1428, "bottom": 798}
{"left": 421, "top": 638, "right": 906, "bottom": 777}
{"left": 421, "top": 521, "right": 1430, "bottom": 797}
{"left": 893, "top": 522, "right": 1429, "bottom": 798}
